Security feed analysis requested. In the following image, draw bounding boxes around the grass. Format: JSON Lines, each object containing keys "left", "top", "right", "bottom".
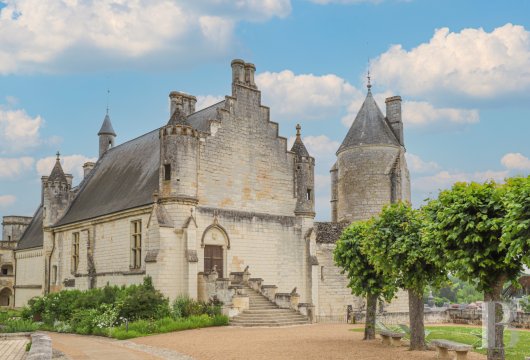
{"left": 354, "top": 324, "right": 530, "bottom": 360}
{"left": 0, "top": 318, "right": 41, "bottom": 333}
{"left": 108, "top": 314, "right": 229, "bottom": 340}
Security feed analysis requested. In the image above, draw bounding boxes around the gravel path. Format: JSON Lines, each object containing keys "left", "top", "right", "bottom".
{"left": 132, "top": 324, "right": 487, "bottom": 360}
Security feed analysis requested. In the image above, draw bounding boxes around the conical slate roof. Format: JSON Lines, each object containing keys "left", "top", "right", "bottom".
{"left": 337, "top": 91, "right": 399, "bottom": 153}
{"left": 98, "top": 114, "right": 116, "bottom": 136}
{"left": 48, "top": 154, "right": 67, "bottom": 183}
{"left": 291, "top": 124, "right": 310, "bottom": 157}
{"left": 167, "top": 108, "right": 189, "bottom": 126}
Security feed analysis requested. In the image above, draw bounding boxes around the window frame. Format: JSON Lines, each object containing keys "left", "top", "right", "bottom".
{"left": 130, "top": 220, "right": 142, "bottom": 269}
{"left": 72, "top": 232, "right": 80, "bottom": 273}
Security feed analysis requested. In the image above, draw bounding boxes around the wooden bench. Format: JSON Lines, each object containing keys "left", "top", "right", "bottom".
{"left": 431, "top": 340, "right": 473, "bottom": 360}
{"left": 379, "top": 330, "right": 405, "bottom": 346}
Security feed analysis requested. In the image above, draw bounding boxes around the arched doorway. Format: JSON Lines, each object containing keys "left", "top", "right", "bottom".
{"left": 201, "top": 224, "right": 230, "bottom": 278}
{"left": 0, "top": 287, "right": 12, "bottom": 307}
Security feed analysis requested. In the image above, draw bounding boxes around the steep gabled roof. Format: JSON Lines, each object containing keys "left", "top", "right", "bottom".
{"left": 338, "top": 91, "right": 399, "bottom": 153}
{"left": 98, "top": 114, "right": 116, "bottom": 136}
{"left": 54, "top": 130, "right": 160, "bottom": 227}
{"left": 16, "top": 205, "right": 43, "bottom": 250}
{"left": 290, "top": 124, "right": 310, "bottom": 157}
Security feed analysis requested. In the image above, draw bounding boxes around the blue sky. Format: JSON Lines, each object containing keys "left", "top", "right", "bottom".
{"left": 0, "top": 0, "right": 529, "bottom": 222}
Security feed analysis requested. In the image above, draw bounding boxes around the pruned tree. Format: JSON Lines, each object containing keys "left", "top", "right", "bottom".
{"left": 502, "top": 176, "right": 530, "bottom": 266}
{"left": 334, "top": 221, "right": 397, "bottom": 340}
{"left": 424, "top": 181, "right": 524, "bottom": 360}
{"left": 365, "top": 202, "right": 447, "bottom": 350}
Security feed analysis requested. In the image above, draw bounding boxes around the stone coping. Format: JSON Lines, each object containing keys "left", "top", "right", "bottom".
{"left": 28, "top": 332, "right": 52, "bottom": 360}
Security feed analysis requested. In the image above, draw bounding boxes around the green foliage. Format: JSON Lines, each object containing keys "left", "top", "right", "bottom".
{"left": 0, "top": 309, "right": 21, "bottom": 324}
{"left": 333, "top": 221, "right": 396, "bottom": 301}
{"left": 119, "top": 277, "right": 170, "bottom": 321}
{"left": 426, "top": 276, "right": 483, "bottom": 305}
{"left": 502, "top": 176, "right": 530, "bottom": 266}
{"left": 521, "top": 296, "right": 530, "bottom": 313}
{"left": 366, "top": 202, "right": 447, "bottom": 295}
{"left": 172, "top": 295, "right": 222, "bottom": 319}
{"left": 424, "top": 181, "right": 523, "bottom": 296}
{"left": 25, "top": 342, "right": 32, "bottom": 352}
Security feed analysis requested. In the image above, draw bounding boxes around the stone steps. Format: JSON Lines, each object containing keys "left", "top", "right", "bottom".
{"left": 230, "top": 285, "right": 310, "bottom": 327}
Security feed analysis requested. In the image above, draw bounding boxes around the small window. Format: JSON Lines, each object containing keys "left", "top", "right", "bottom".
{"left": 306, "top": 189, "right": 312, "bottom": 201}
{"left": 53, "top": 265, "right": 58, "bottom": 285}
{"left": 164, "top": 164, "right": 171, "bottom": 181}
{"left": 1, "top": 267, "right": 7, "bottom": 275}
{"left": 131, "top": 220, "right": 142, "bottom": 269}
{"left": 7, "top": 235, "right": 11, "bottom": 241}
{"left": 321, "top": 266, "right": 324, "bottom": 281}
{"left": 72, "top": 232, "right": 80, "bottom": 272}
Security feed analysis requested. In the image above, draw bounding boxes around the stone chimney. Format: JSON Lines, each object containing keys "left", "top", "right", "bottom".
{"left": 231, "top": 59, "right": 245, "bottom": 85}
{"left": 245, "top": 63, "right": 256, "bottom": 88}
{"left": 83, "top": 162, "right": 95, "bottom": 179}
{"left": 385, "top": 96, "right": 404, "bottom": 146}
{"left": 65, "top": 174, "right": 73, "bottom": 188}
{"left": 169, "top": 91, "right": 197, "bottom": 117}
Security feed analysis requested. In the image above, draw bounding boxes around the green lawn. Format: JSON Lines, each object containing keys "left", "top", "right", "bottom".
{"left": 353, "top": 325, "right": 530, "bottom": 360}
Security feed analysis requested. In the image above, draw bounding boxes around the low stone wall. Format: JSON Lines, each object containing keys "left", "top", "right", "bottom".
{"left": 351, "top": 311, "right": 448, "bottom": 325}
{"left": 27, "top": 332, "right": 52, "bottom": 360}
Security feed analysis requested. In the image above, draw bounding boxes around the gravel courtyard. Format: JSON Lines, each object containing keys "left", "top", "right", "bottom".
{"left": 132, "top": 324, "right": 487, "bottom": 360}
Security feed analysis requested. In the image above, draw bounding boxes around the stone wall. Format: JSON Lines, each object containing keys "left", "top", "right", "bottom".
{"left": 2, "top": 216, "right": 32, "bottom": 242}
{"left": 14, "top": 248, "right": 43, "bottom": 307}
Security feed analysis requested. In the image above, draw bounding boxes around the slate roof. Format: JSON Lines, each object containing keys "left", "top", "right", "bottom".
{"left": 17, "top": 205, "right": 43, "bottom": 250}
{"left": 48, "top": 158, "right": 68, "bottom": 183}
{"left": 291, "top": 136, "right": 310, "bottom": 157}
{"left": 98, "top": 114, "right": 116, "bottom": 136}
{"left": 187, "top": 100, "right": 225, "bottom": 132}
{"left": 314, "top": 221, "right": 349, "bottom": 244}
{"left": 54, "top": 130, "right": 160, "bottom": 227}
{"left": 338, "top": 91, "right": 399, "bottom": 154}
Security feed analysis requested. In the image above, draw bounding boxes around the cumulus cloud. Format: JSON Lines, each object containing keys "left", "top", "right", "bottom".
{"left": 0, "top": 195, "right": 16, "bottom": 208}
{"left": 405, "top": 153, "right": 439, "bottom": 174}
{"left": 501, "top": 152, "right": 530, "bottom": 171}
{"left": 36, "top": 154, "right": 97, "bottom": 184}
{"left": 0, "top": 157, "right": 34, "bottom": 178}
{"left": 196, "top": 95, "right": 225, "bottom": 111}
{"left": 341, "top": 91, "right": 479, "bottom": 127}
{"left": 0, "top": 105, "right": 43, "bottom": 153}
{"left": 256, "top": 70, "right": 361, "bottom": 121}
{"left": 0, "top": 0, "right": 291, "bottom": 74}
{"left": 287, "top": 134, "right": 340, "bottom": 159}
{"left": 413, "top": 170, "right": 509, "bottom": 195}
{"left": 370, "top": 23, "right": 530, "bottom": 99}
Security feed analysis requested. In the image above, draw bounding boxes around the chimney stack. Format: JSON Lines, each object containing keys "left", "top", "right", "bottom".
{"left": 245, "top": 63, "right": 256, "bottom": 88}
{"left": 169, "top": 91, "right": 197, "bottom": 117}
{"left": 83, "top": 162, "right": 95, "bottom": 179}
{"left": 231, "top": 59, "right": 245, "bottom": 85}
{"left": 385, "top": 96, "right": 404, "bottom": 146}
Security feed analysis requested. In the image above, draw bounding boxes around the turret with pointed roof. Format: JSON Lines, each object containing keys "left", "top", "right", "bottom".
{"left": 331, "top": 78, "right": 410, "bottom": 222}
{"left": 291, "top": 124, "right": 315, "bottom": 217}
{"left": 42, "top": 152, "right": 72, "bottom": 227}
{"left": 98, "top": 112, "right": 116, "bottom": 159}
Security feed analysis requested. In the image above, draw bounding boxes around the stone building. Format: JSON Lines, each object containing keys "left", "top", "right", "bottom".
{"left": 0, "top": 216, "right": 32, "bottom": 307}
{"left": 11, "top": 60, "right": 410, "bottom": 321}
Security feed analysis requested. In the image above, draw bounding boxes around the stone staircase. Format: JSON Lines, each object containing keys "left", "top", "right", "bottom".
{"left": 230, "top": 285, "right": 310, "bottom": 327}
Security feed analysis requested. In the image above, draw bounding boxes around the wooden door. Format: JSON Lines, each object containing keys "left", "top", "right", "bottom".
{"left": 204, "top": 245, "right": 223, "bottom": 278}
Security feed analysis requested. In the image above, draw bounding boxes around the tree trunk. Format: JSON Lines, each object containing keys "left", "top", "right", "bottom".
{"left": 484, "top": 275, "right": 507, "bottom": 360}
{"left": 364, "top": 293, "right": 378, "bottom": 340}
{"left": 408, "top": 289, "right": 426, "bottom": 350}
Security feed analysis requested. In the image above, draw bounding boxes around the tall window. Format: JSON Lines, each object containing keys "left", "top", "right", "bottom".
{"left": 53, "top": 265, "right": 58, "bottom": 285}
{"left": 164, "top": 164, "right": 171, "bottom": 181}
{"left": 131, "top": 220, "right": 142, "bottom": 269}
{"left": 72, "top": 232, "right": 80, "bottom": 272}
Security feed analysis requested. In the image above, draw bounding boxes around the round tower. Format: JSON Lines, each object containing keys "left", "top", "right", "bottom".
{"left": 334, "top": 81, "right": 410, "bottom": 223}
{"left": 98, "top": 113, "right": 116, "bottom": 158}
{"left": 291, "top": 124, "right": 315, "bottom": 217}
{"left": 159, "top": 97, "right": 200, "bottom": 201}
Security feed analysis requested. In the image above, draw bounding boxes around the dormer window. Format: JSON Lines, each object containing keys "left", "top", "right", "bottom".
{"left": 164, "top": 164, "right": 171, "bottom": 181}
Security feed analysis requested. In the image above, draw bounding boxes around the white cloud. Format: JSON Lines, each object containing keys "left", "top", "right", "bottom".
{"left": 0, "top": 0, "right": 291, "bottom": 74}
{"left": 0, "top": 105, "right": 43, "bottom": 153}
{"left": 341, "top": 92, "right": 479, "bottom": 127}
{"left": 0, "top": 157, "right": 34, "bottom": 178}
{"left": 256, "top": 70, "right": 361, "bottom": 120}
{"left": 501, "top": 152, "right": 530, "bottom": 171}
{"left": 0, "top": 195, "right": 16, "bottom": 208}
{"left": 287, "top": 134, "right": 340, "bottom": 159}
{"left": 413, "top": 170, "right": 509, "bottom": 195}
{"left": 36, "top": 154, "right": 97, "bottom": 184}
{"left": 405, "top": 153, "right": 439, "bottom": 174}
{"left": 309, "top": 0, "right": 382, "bottom": 3}
{"left": 196, "top": 95, "right": 225, "bottom": 111}
{"left": 370, "top": 23, "right": 530, "bottom": 99}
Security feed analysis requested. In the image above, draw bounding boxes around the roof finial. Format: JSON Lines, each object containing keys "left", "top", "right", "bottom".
{"left": 106, "top": 88, "right": 110, "bottom": 115}
{"left": 367, "top": 70, "right": 372, "bottom": 92}
{"left": 56, "top": 151, "right": 60, "bottom": 161}
{"left": 296, "top": 123, "right": 301, "bottom": 138}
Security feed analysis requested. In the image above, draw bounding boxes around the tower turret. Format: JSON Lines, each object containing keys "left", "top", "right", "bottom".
{"left": 159, "top": 94, "right": 200, "bottom": 201}
{"left": 291, "top": 124, "right": 315, "bottom": 217}
{"left": 42, "top": 152, "right": 72, "bottom": 227}
{"left": 98, "top": 113, "right": 116, "bottom": 158}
